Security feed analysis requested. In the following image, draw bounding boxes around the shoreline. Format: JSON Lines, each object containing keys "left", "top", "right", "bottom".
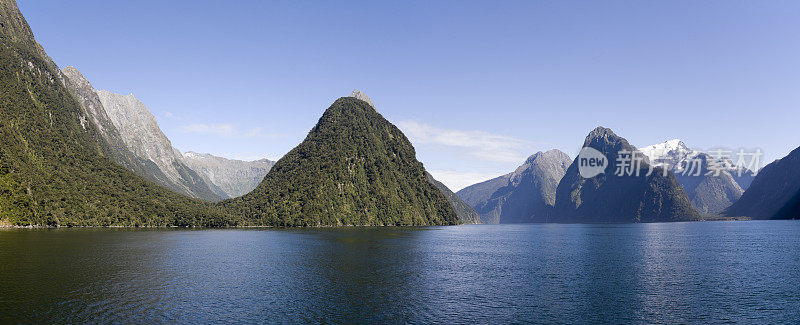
{"left": 0, "top": 217, "right": 776, "bottom": 230}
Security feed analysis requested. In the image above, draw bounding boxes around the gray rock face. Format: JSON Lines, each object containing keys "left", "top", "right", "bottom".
{"left": 349, "top": 89, "right": 375, "bottom": 110}
{"left": 457, "top": 150, "right": 571, "bottom": 224}
{"left": 63, "top": 67, "right": 181, "bottom": 194}
{"left": 426, "top": 172, "right": 481, "bottom": 224}
{"left": 182, "top": 152, "right": 275, "bottom": 199}
{"left": 638, "top": 139, "right": 746, "bottom": 214}
{"left": 62, "top": 67, "right": 220, "bottom": 201}
{"left": 726, "top": 145, "right": 800, "bottom": 220}
{"left": 552, "top": 127, "right": 699, "bottom": 223}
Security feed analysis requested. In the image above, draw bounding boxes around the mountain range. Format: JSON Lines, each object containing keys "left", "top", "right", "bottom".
{"left": 1, "top": 0, "right": 798, "bottom": 227}
{"left": 457, "top": 150, "right": 571, "bottom": 224}
{"left": 63, "top": 66, "right": 275, "bottom": 201}
{"left": 182, "top": 152, "right": 274, "bottom": 199}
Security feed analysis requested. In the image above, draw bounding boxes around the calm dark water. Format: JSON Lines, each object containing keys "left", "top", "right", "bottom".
{"left": 1, "top": 221, "right": 799, "bottom": 324}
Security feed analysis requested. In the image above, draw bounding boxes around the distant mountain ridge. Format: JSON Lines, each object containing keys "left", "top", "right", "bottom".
{"left": 456, "top": 174, "right": 512, "bottom": 209}
{"left": 182, "top": 152, "right": 274, "bottom": 199}
{"left": 457, "top": 150, "right": 571, "bottom": 224}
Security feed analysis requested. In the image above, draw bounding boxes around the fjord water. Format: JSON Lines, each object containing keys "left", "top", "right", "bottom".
{"left": 1, "top": 222, "right": 799, "bottom": 323}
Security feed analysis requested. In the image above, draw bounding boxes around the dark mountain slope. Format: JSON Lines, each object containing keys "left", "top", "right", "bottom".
{"left": 774, "top": 190, "right": 800, "bottom": 220}
{"left": 552, "top": 127, "right": 699, "bottom": 223}
{"left": 725, "top": 145, "right": 800, "bottom": 220}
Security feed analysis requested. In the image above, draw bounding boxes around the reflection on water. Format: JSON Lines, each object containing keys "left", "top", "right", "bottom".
{"left": 1, "top": 221, "right": 799, "bottom": 323}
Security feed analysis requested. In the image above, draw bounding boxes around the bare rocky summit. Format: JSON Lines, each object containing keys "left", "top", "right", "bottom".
{"left": 349, "top": 89, "right": 375, "bottom": 109}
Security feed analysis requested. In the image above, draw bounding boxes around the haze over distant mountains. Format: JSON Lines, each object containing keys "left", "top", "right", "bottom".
{"left": 0, "top": 0, "right": 462, "bottom": 227}
{"left": 182, "top": 152, "right": 274, "bottom": 199}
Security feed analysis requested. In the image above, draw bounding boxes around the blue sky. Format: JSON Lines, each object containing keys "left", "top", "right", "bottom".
{"left": 20, "top": 1, "right": 800, "bottom": 190}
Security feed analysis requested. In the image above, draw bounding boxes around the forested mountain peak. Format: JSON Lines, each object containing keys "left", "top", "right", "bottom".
{"left": 225, "top": 97, "right": 458, "bottom": 226}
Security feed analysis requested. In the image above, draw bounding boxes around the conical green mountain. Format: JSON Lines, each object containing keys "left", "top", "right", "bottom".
{"left": 0, "top": 0, "right": 228, "bottom": 227}
{"left": 225, "top": 97, "right": 459, "bottom": 226}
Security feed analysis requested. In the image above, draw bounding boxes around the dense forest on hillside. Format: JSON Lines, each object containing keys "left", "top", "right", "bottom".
{"left": 0, "top": 2, "right": 233, "bottom": 227}
{"left": 224, "top": 98, "right": 459, "bottom": 226}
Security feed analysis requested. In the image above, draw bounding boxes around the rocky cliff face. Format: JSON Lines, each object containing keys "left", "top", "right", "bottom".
{"left": 638, "top": 139, "right": 746, "bottom": 214}
{"left": 62, "top": 67, "right": 181, "bottom": 193}
{"left": 349, "top": 89, "right": 375, "bottom": 109}
{"left": 457, "top": 150, "right": 571, "bottom": 224}
{"left": 725, "top": 145, "right": 800, "bottom": 220}
{"left": 182, "top": 152, "right": 274, "bottom": 199}
{"left": 552, "top": 127, "right": 699, "bottom": 223}
{"left": 62, "top": 67, "right": 220, "bottom": 201}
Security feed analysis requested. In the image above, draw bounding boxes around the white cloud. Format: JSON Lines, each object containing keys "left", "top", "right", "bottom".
{"left": 180, "top": 123, "right": 237, "bottom": 137}
{"left": 428, "top": 169, "right": 505, "bottom": 192}
{"left": 217, "top": 151, "right": 280, "bottom": 162}
{"left": 179, "top": 123, "right": 279, "bottom": 139}
{"left": 397, "top": 120, "right": 534, "bottom": 164}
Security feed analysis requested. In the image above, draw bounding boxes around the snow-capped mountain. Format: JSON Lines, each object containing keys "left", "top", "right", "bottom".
{"left": 637, "top": 139, "right": 754, "bottom": 188}
{"left": 637, "top": 139, "right": 755, "bottom": 214}
{"left": 638, "top": 139, "right": 700, "bottom": 168}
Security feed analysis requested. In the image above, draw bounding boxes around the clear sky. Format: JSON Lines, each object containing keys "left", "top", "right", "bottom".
{"left": 19, "top": 1, "right": 800, "bottom": 190}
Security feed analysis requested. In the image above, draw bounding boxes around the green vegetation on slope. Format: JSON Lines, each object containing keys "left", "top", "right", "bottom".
{"left": 225, "top": 97, "right": 459, "bottom": 226}
{"left": 0, "top": 1, "right": 231, "bottom": 227}
{"left": 426, "top": 172, "right": 481, "bottom": 224}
